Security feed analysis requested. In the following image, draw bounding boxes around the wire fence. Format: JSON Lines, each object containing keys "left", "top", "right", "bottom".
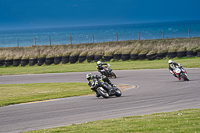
{"left": 0, "top": 27, "right": 198, "bottom": 48}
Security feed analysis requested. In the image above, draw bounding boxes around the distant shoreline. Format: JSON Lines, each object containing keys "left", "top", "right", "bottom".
{"left": 0, "top": 36, "right": 199, "bottom": 49}
{"left": 1, "top": 20, "right": 200, "bottom": 47}
{"left": 1, "top": 19, "right": 200, "bottom": 31}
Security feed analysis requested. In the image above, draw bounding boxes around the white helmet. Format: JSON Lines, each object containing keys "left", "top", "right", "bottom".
{"left": 168, "top": 60, "right": 173, "bottom": 64}
{"left": 97, "top": 61, "right": 102, "bottom": 65}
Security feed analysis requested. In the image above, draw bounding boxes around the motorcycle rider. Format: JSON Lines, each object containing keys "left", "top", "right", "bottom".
{"left": 86, "top": 73, "right": 114, "bottom": 97}
{"left": 96, "top": 61, "right": 108, "bottom": 75}
{"left": 168, "top": 60, "right": 183, "bottom": 78}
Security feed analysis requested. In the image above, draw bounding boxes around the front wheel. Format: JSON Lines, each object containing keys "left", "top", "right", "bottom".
{"left": 115, "top": 88, "right": 122, "bottom": 97}
{"left": 182, "top": 73, "right": 189, "bottom": 81}
{"left": 184, "top": 77, "right": 189, "bottom": 81}
{"left": 110, "top": 72, "right": 117, "bottom": 78}
{"left": 97, "top": 87, "right": 109, "bottom": 98}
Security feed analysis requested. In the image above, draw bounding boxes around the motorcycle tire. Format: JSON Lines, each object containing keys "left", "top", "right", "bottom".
{"left": 78, "top": 56, "right": 86, "bottom": 63}
{"left": 87, "top": 55, "right": 94, "bottom": 63}
{"left": 5, "top": 59, "right": 13, "bottom": 67}
{"left": 186, "top": 50, "right": 197, "bottom": 57}
{"left": 94, "top": 55, "right": 102, "bottom": 62}
{"left": 110, "top": 72, "right": 117, "bottom": 78}
{"left": 54, "top": 56, "right": 62, "bottom": 65}
{"left": 121, "top": 54, "right": 130, "bottom": 61}
{"left": 185, "top": 78, "right": 189, "bottom": 81}
{"left": 45, "top": 57, "right": 54, "bottom": 65}
{"left": 113, "top": 54, "right": 121, "bottom": 61}
{"left": 69, "top": 55, "right": 79, "bottom": 64}
{"left": 0, "top": 60, "right": 4, "bottom": 66}
{"left": 167, "top": 52, "right": 177, "bottom": 59}
{"left": 177, "top": 51, "right": 186, "bottom": 58}
{"left": 62, "top": 56, "right": 70, "bottom": 64}
{"left": 157, "top": 52, "right": 167, "bottom": 60}
{"left": 97, "top": 87, "right": 109, "bottom": 98}
{"left": 197, "top": 49, "right": 200, "bottom": 57}
{"left": 29, "top": 58, "right": 37, "bottom": 66}
{"left": 114, "top": 88, "right": 122, "bottom": 97}
{"left": 182, "top": 74, "right": 189, "bottom": 81}
{"left": 38, "top": 57, "right": 45, "bottom": 66}
{"left": 130, "top": 54, "right": 139, "bottom": 60}
{"left": 138, "top": 54, "right": 147, "bottom": 60}
{"left": 21, "top": 59, "right": 29, "bottom": 67}
{"left": 13, "top": 59, "right": 21, "bottom": 67}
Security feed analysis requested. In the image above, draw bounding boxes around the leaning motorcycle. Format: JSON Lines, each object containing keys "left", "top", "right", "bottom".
{"left": 173, "top": 66, "right": 189, "bottom": 81}
{"left": 100, "top": 64, "right": 117, "bottom": 78}
{"left": 95, "top": 78, "right": 122, "bottom": 98}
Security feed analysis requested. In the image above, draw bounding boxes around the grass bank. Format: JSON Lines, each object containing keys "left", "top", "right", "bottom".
{"left": 0, "top": 37, "right": 200, "bottom": 61}
{"left": 0, "top": 82, "right": 90, "bottom": 107}
{"left": 24, "top": 108, "right": 200, "bottom": 133}
{"left": 0, "top": 57, "right": 200, "bottom": 75}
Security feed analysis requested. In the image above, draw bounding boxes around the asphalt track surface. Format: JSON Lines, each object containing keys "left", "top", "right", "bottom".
{"left": 0, "top": 69, "right": 200, "bottom": 132}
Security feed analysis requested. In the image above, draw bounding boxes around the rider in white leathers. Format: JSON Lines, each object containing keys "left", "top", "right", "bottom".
{"left": 168, "top": 60, "right": 182, "bottom": 78}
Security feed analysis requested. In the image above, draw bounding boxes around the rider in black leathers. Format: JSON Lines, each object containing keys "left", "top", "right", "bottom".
{"left": 86, "top": 73, "right": 114, "bottom": 97}
{"left": 96, "top": 61, "right": 108, "bottom": 75}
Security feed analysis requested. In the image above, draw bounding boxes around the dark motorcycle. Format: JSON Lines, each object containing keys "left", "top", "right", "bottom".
{"left": 100, "top": 64, "right": 117, "bottom": 78}
{"left": 95, "top": 78, "right": 122, "bottom": 98}
{"left": 173, "top": 66, "right": 189, "bottom": 81}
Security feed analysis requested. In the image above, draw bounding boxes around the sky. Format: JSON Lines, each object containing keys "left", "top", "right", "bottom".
{"left": 0, "top": 0, "right": 200, "bottom": 30}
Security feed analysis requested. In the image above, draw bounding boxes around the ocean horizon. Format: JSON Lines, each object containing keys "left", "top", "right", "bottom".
{"left": 0, "top": 20, "right": 200, "bottom": 48}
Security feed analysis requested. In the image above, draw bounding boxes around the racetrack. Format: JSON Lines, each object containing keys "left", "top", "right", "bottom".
{"left": 0, "top": 68, "right": 200, "bottom": 132}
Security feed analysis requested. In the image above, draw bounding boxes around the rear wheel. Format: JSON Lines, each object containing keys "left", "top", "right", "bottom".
{"left": 97, "top": 87, "right": 109, "bottom": 98}
{"left": 110, "top": 72, "right": 117, "bottom": 78}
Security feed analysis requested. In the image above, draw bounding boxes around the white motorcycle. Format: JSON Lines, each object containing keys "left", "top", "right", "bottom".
{"left": 173, "top": 66, "right": 189, "bottom": 81}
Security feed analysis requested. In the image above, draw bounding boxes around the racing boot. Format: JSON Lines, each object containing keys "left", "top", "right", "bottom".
{"left": 91, "top": 87, "right": 101, "bottom": 97}
{"left": 111, "top": 84, "right": 116, "bottom": 87}
{"left": 108, "top": 88, "right": 114, "bottom": 95}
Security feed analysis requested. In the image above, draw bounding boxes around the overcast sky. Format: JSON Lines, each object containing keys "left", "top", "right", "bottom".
{"left": 0, "top": 0, "right": 200, "bottom": 30}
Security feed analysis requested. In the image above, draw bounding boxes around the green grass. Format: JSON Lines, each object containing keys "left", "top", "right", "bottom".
{"left": 1, "top": 57, "right": 199, "bottom": 132}
{"left": 0, "top": 82, "right": 91, "bottom": 107}
{"left": 0, "top": 57, "right": 200, "bottom": 75}
{"left": 24, "top": 108, "right": 200, "bottom": 133}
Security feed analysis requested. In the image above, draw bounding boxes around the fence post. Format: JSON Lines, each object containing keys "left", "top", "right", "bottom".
{"left": 92, "top": 34, "right": 94, "bottom": 43}
{"left": 138, "top": 32, "right": 140, "bottom": 41}
{"left": 70, "top": 36, "right": 72, "bottom": 44}
{"left": 49, "top": 36, "right": 51, "bottom": 46}
{"left": 17, "top": 38, "right": 19, "bottom": 47}
{"left": 162, "top": 30, "right": 164, "bottom": 39}
{"left": 116, "top": 33, "right": 118, "bottom": 41}
{"left": 188, "top": 28, "right": 190, "bottom": 39}
{"left": 34, "top": 38, "right": 36, "bottom": 46}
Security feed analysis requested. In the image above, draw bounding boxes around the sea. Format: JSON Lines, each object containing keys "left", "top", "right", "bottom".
{"left": 0, "top": 20, "right": 200, "bottom": 48}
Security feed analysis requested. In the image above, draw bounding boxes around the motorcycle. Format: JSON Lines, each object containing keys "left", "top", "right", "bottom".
{"left": 173, "top": 66, "right": 189, "bottom": 81}
{"left": 100, "top": 64, "right": 117, "bottom": 78}
{"left": 95, "top": 77, "right": 122, "bottom": 98}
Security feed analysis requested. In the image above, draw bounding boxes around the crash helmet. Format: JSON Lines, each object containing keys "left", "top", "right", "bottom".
{"left": 168, "top": 60, "right": 173, "bottom": 64}
{"left": 86, "top": 73, "right": 92, "bottom": 81}
{"left": 97, "top": 61, "right": 102, "bottom": 65}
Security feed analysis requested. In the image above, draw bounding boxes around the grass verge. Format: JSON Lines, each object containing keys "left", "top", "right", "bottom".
{"left": 0, "top": 57, "right": 200, "bottom": 75}
{"left": 0, "top": 82, "right": 90, "bottom": 107}
{"left": 24, "top": 108, "right": 200, "bottom": 133}
{"left": 1, "top": 57, "right": 199, "bottom": 132}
